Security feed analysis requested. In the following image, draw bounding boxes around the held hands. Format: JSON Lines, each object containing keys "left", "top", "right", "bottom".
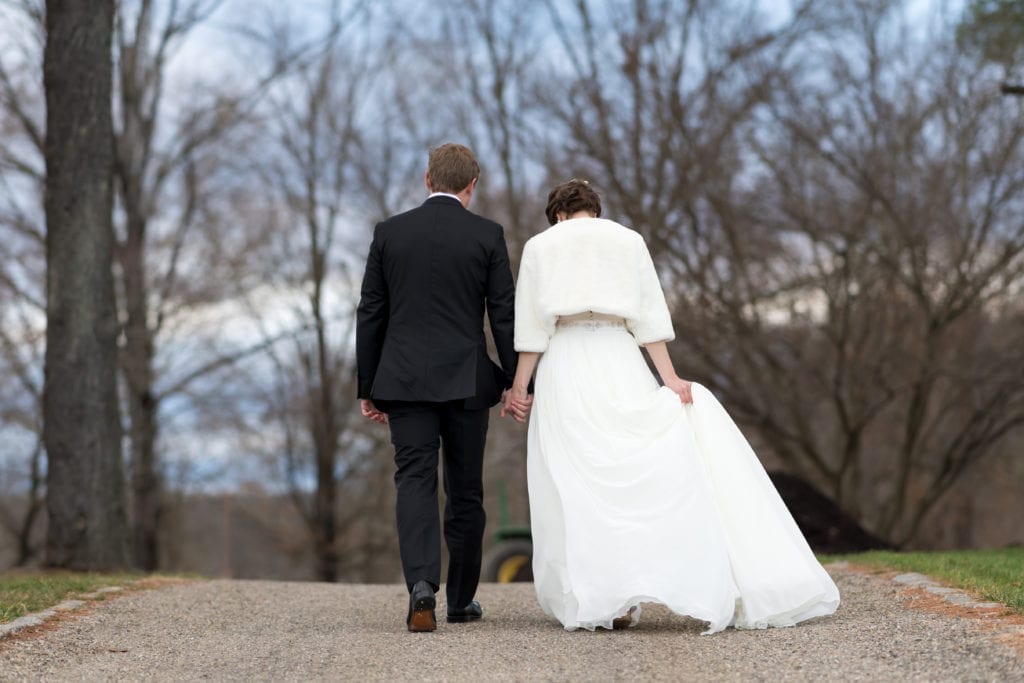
{"left": 500, "top": 387, "right": 533, "bottom": 423}
{"left": 360, "top": 399, "right": 388, "bottom": 425}
{"left": 664, "top": 376, "right": 694, "bottom": 404}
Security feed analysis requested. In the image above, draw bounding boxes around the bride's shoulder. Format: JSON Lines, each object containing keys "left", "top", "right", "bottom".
{"left": 584, "top": 219, "right": 646, "bottom": 247}
{"left": 523, "top": 223, "right": 565, "bottom": 248}
{"left": 523, "top": 218, "right": 640, "bottom": 254}
{"left": 547, "top": 217, "right": 634, "bottom": 237}
{"left": 581, "top": 217, "right": 640, "bottom": 236}
{"left": 522, "top": 231, "right": 548, "bottom": 251}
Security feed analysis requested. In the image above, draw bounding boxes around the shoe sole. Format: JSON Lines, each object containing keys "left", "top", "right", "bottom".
{"left": 446, "top": 614, "right": 482, "bottom": 623}
{"left": 407, "top": 594, "right": 437, "bottom": 632}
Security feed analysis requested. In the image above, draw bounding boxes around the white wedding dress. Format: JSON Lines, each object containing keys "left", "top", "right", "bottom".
{"left": 515, "top": 218, "right": 840, "bottom": 633}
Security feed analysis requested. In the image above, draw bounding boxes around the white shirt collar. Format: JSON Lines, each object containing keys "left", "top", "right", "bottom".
{"left": 428, "top": 191, "right": 462, "bottom": 203}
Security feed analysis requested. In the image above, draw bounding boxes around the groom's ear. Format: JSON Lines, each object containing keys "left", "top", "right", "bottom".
{"left": 424, "top": 171, "right": 433, "bottom": 192}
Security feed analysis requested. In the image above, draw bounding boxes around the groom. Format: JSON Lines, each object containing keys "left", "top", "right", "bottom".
{"left": 356, "top": 143, "right": 523, "bottom": 632}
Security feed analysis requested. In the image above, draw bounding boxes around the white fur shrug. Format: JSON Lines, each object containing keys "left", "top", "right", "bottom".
{"left": 514, "top": 217, "right": 675, "bottom": 352}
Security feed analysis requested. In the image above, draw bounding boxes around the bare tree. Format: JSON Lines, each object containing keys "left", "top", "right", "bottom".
{"left": 111, "top": 0, "right": 262, "bottom": 570}
{"left": 1, "top": 0, "right": 382, "bottom": 573}
{"left": 244, "top": 3, "right": 397, "bottom": 581}
{"left": 0, "top": 0, "right": 46, "bottom": 566}
{"left": 42, "top": 0, "right": 131, "bottom": 569}
{"left": 743, "top": 2, "right": 1024, "bottom": 544}
{"left": 430, "top": 0, "right": 547, "bottom": 249}
{"left": 0, "top": 296, "right": 45, "bottom": 566}
{"left": 536, "top": 0, "right": 1024, "bottom": 546}
{"left": 109, "top": 0, "right": 323, "bottom": 570}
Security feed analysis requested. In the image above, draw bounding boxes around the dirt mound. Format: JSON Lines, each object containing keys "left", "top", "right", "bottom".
{"left": 769, "top": 471, "right": 891, "bottom": 553}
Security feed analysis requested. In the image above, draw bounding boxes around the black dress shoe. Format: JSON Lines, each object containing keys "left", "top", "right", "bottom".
{"left": 447, "top": 600, "right": 482, "bottom": 623}
{"left": 407, "top": 580, "right": 436, "bottom": 632}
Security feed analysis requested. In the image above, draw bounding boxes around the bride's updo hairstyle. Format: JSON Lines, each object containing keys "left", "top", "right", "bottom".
{"left": 545, "top": 178, "right": 602, "bottom": 225}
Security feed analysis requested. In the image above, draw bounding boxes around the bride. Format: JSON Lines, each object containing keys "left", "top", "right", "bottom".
{"left": 501, "top": 179, "right": 839, "bottom": 633}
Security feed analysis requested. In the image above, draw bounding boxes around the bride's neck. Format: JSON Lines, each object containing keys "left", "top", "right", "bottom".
{"left": 563, "top": 210, "right": 595, "bottom": 221}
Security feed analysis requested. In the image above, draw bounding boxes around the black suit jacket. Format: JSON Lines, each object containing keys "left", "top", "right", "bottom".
{"left": 356, "top": 196, "right": 517, "bottom": 409}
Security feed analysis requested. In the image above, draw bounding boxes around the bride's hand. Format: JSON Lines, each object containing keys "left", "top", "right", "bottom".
{"left": 500, "top": 387, "right": 533, "bottom": 423}
{"left": 664, "top": 376, "right": 693, "bottom": 404}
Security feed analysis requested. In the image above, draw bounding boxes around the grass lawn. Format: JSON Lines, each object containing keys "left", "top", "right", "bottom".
{"left": 0, "top": 571, "right": 141, "bottom": 624}
{"left": 824, "top": 548, "right": 1024, "bottom": 613}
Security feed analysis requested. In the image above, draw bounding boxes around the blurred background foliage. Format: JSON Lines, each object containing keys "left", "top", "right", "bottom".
{"left": 1, "top": 0, "right": 1022, "bottom": 581}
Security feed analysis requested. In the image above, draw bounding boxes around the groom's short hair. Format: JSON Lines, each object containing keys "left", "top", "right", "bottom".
{"left": 428, "top": 143, "right": 480, "bottom": 194}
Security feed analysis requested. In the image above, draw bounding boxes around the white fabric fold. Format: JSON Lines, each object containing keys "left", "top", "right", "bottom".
{"left": 527, "top": 324, "right": 839, "bottom": 633}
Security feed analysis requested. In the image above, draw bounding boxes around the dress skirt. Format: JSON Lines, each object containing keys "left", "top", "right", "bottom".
{"left": 527, "top": 318, "right": 840, "bottom": 633}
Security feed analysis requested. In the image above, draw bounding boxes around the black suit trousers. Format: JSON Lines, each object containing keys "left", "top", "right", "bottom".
{"left": 386, "top": 400, "right": 488, "bottom": 608}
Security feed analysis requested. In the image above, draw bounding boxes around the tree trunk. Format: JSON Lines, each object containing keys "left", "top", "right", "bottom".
{"left": 121, "top": 218, "right": 162, "bottom": 571}
{"left": 14, "top": 440, "right": 45, "bottom": 566}
{"left": 314, "top": 449, "right": 338, "bottom": 582}
{"left": 42, "top": 0, "right": 130, "bottom": 570}
{"left": 311, "top": 252, "right": 338, "bottom": 582}
{"left": 129, "top": 396, "right": 161, "bottom": 570}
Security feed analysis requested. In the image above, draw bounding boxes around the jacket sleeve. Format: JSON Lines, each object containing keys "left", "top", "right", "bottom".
{"left": 486, "top": 225, "right": 518, "bottom": 386}
{"left": 514, "top": 240, "right": 555, "bottom": 352}
{"left": 356, "top": 224, "right": 388, "bottom": 399}
{"left": 626, "top": 234, "right": 675, "bottom": 344}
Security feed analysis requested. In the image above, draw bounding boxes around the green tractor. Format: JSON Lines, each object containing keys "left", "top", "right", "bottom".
{"left": 482, "top": 481, "right": 533, "bottom": 582}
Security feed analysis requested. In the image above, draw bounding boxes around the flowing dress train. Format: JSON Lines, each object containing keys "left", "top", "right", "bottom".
{"left": 527, "top": 316, "right": 840, "bottom": 633}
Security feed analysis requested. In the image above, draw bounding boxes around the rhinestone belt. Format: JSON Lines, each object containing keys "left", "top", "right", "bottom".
{"left": 555, "top": 312, "right": 627, "bottom": 331}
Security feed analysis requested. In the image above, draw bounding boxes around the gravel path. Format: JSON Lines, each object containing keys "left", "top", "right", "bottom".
{"left": 1, "top": 569, "right": 1021, "bottom": 681}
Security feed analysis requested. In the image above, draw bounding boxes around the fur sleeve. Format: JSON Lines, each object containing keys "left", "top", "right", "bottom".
{"left": 514, "top": 240, "right": 554, "bottom": 352}
{"left": 626, "top": 234, "right": 675, "bottom": 344}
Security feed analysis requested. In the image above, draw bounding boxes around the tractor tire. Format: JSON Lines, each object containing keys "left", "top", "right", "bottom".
{"left": 483, "top": 538, "right": 533, "bottom": 583}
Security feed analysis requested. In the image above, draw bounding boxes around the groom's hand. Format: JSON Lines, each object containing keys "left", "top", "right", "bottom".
{"left": 500, "top": 388, "right": 533, "bottom": 423}
{"left": 360, "top": 399, "right": 388, "bottom": 425}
